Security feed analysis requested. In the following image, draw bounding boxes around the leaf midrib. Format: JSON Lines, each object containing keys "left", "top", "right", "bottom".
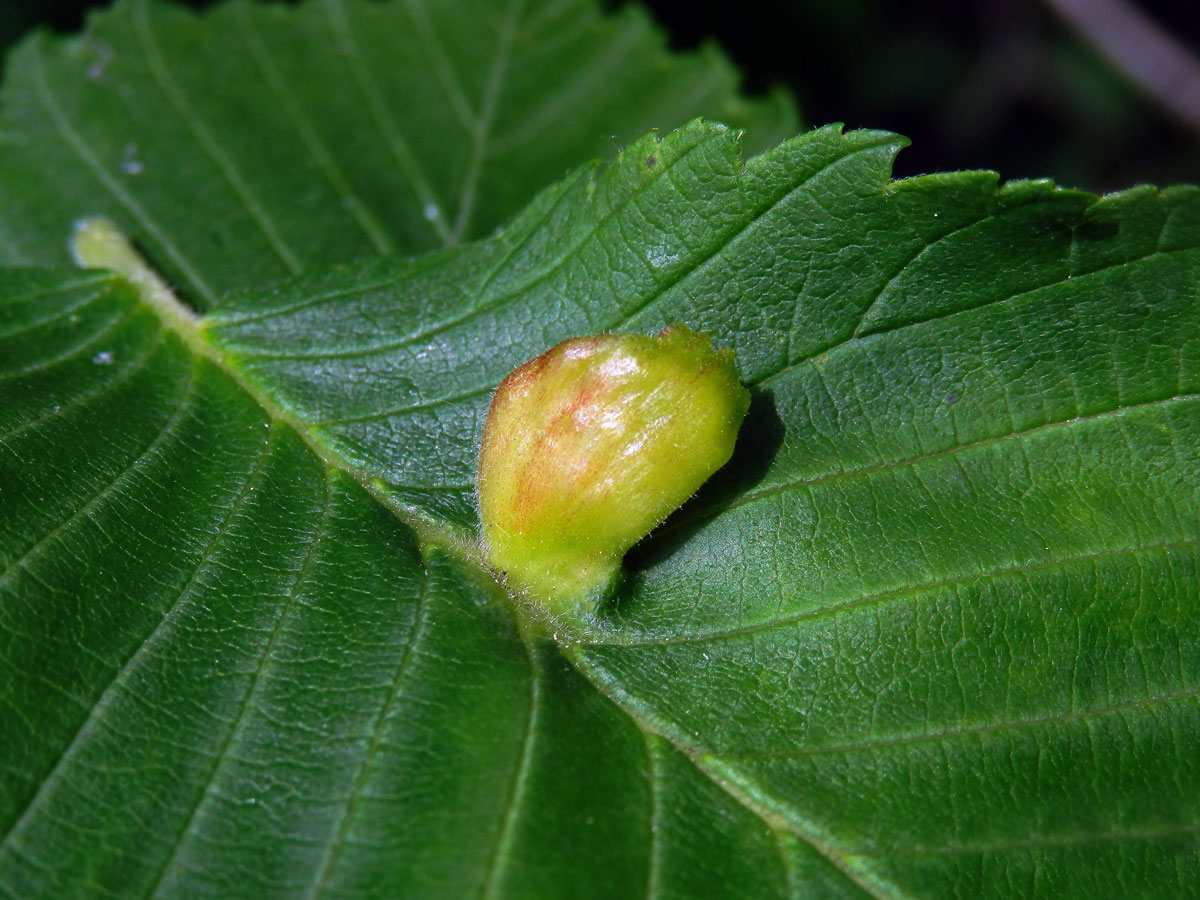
{"left": 567, "top": 646, "right": 905, "bottom": 900}
{"left": 79, "top": 253, "right": 484, "bottom": 560}
{"left": 51, "top": 85, "right": 1130, "bottom": 897}
{"left": 74, "top": 172, "right": 1200, "bottom": 896}
{"left": 90, "top": 233, "right": 895, "bottom": 897}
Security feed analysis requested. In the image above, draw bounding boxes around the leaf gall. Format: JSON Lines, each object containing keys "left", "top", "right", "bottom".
{"left": 477, "top": 325, "right": 749, "bottom": 618}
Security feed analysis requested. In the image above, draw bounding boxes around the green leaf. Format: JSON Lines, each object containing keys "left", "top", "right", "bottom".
{"left": 205, "top": 118, "right": 1200, "bottom": 894}
{"left": 0, "top": 0, "right": 796, "bottom": 308}
{"left": 3, "top": 2, "right": 1200, "bottom": 899}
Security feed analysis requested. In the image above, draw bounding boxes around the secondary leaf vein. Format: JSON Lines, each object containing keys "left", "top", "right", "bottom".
{"left": 132, "top": 0, "right": 303, "bottom": 276}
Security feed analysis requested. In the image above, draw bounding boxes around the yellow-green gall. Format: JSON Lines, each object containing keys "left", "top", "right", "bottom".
{"left": 478, "top": 324, "right": 749, "bottom": 617}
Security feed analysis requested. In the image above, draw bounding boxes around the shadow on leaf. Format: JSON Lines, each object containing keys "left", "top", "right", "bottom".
{"left": 623, "top": 385, "right": 785, "bottom": 577}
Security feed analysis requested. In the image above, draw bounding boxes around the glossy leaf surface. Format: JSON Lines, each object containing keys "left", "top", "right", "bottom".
{"left": 2, "top": 1, "right": 1199, "bottom": 898}
{"left": 0, "top": 0, "right": 795, "bottom": 306}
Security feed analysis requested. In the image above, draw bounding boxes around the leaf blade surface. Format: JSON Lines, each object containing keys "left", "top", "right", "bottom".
{"left": 2, "top": 1, "right": 1199, "bottom": 897}
{"left": 0, "top": 0, "right": 796, "bottom": 306}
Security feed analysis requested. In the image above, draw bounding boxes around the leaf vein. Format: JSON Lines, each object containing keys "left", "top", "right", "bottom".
{"left": 142, "top": 470, "right": 334, "bottom": 900}
{"left": 0, "top": 352, "right": 193, "bottom": 590}
{"left": 132, "top": 0, "right": 303, "bottom": 276}
{"left": 756, "top": 243, "right": 1200, "bottom": 388}
{"left": 403, "top": 0, "right": 476, "bottom": 132}
{"left": 0, "top": 304, "right": 130, "bottom": 383}
{"left": 323, "top": 0, "right": 454, "bottom": 246}
{"left": 568, "top": 650, "right": 910, "bottom": 900}
{"left": 660, "top": 390, "right": 1200, "bottom": 539}
{"left": 726, "top": 684, "right": 1200, "bottom": 760}
{"left": 847, "top": 206, "right": 1005, "bottom": 341}
{"left": 229, "top": 129, "right": 721, "bottom": 364}
{"left": 312, "top": 383, "right": 489, "bottom": 427}
{"left": 0, "top": 276, "right": 109, "bottom": 335}
{"left": 0, "top": 327, "right": 164, "bottom": 444}
{"left": 487, "top": 14, "right": 648, "bottom": 156}
{"left": 451, "top": 0, "right": 525, "bottom": 242}
{"left": 0, "top": 426, "right": 276, "bottom": 856}
{"left": 28, "top": 42, "right": 217, "bottom": 305}
{"left": 206, "top": 270, "right": 434, "bottom": 328}
{"left": 606, "top": 137, "right": 900, "bottom": 335}
{"left": 478, "top": 643, "right": 542, "bottom": 900}
{"left": 234, "top": 2, "right": 395, "bottom": 256}
{"left": 592, "top": 535, "right": 1200, "bottom": 649}
{"left": 642, "top": 733, "right": 663, "bottom": 900}
{"left": 309, "top": 559, "right": 435, "bottom": 899}
{"left": 877, "top": 820, "right": 1200, "bottom": 857}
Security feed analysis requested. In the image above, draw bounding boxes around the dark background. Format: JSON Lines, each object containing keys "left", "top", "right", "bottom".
{"left": 1, "top": 0, "right": 1198, "bottom": 193}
